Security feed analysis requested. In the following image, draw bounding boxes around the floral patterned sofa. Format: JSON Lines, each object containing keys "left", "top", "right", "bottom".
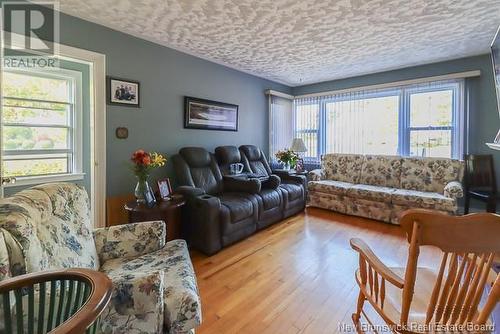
{"left": 0, "top": 183, "right": 201, "bottom": 334}
{"left": 308, "top": 154, "right": 464, "bottom": 224}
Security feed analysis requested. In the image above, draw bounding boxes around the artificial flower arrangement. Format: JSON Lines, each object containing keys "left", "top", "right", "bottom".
{"left": 131, "top": 149, "right": 167, "bottom": 203}
{"left": 275, "top": 149, "right": 299, "bottom": 169}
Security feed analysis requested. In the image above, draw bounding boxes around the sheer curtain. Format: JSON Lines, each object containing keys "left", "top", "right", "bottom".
{"left": 269, "top": 95, "right": 293, "bottom": 163}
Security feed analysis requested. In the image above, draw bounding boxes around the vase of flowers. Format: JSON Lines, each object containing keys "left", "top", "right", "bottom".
{"left": 275, "top": 149, "right": 299, "bottom": 170}
{"left": 131, "top": 149, "right": 167, "bottom": 203}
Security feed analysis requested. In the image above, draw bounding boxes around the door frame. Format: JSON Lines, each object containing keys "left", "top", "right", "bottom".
{"left": 4, "top": 32, "right": 107, "bottom": 227}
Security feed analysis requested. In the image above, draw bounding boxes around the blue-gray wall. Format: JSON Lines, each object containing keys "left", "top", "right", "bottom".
{"left": 5, "top": 2, "right": 499, "bottom": 198}
{"left": 53, "top": 12, "right": 291, "bottom": 196}
{"left": 293, "top": 55, "right": 500, "bottom": 186}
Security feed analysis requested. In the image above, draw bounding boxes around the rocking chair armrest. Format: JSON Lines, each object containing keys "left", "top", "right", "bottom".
{"left": 350, "top": 238, "right": 405, "bottom": 289}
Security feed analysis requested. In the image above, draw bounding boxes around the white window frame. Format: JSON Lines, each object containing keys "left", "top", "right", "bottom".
{"left": 2, "top": 67, "right": 84, "bottom": 187}
{"left": 292, "top": 80, "right": 465, "bottom": 162}
{"left": 400, "top": 81, "right": 463, "bottom": 159}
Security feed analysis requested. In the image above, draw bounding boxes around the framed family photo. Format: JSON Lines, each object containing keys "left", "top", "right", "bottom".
{"left": 184, "top": 96, "right": 238, "bottom": 131}
{"left": 157, "top": 178, "right": 172, "bottom": 201}
{"left": 107, "top": 76, "right": 140, "bottom": 107}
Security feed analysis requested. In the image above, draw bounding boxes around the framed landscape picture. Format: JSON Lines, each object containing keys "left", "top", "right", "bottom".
{"left": 184, "top": 96, "right": 238, "bottom": 131}
{"left": 107, "top": 76, "right": 140, "bottom": 107}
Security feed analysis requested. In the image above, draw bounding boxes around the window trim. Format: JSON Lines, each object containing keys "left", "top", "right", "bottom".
{"left": 2, "top": 67, "right": 84, "bottom": 184}
{"left": 401, "top": 82, "right": 463, "bottom": 158}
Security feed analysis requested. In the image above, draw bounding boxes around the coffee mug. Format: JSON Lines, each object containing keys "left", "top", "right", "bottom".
{"left": 230, "top": 163, "right": 244, "bottom": 174}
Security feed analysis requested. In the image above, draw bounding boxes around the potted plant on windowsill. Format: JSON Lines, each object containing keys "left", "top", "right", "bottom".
{"left": 131, "top": 149, "right": 166, "bottom": 204}
{"left": 275, "top": 149, "right": 299, "bottom": 170}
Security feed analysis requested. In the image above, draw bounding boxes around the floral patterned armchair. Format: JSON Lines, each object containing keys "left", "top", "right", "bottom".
{"left": 0, "top": 183, "right": 201, "bottom": 334}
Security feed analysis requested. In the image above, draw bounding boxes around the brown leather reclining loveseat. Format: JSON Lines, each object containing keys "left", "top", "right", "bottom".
{"left": 172, "top": 145, "right": 306, "bottom": 255}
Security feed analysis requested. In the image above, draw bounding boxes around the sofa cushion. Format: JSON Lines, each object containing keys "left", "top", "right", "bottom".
{"left": 100, "top": 240, "right": 201, "bottom": 333}
{"left": 347, "top": 184, "right": 397, "bottom": 203}
{"left": 258, "top": 188, "right": 282, "bottom": 210}
{"left": 321, "top": 154, "right": 364, "bottom": 183}
{"left": 219, "top": 193, "right": 255, "bottom": 222}
{"left": 359, "top": 155, "right": 402, "bottom": 188}
{"left": 309, "top": 180, "right": 354, "bottom": 195}
{"left": 400, "top": 157, "right": 463, "bottom": 193}
{"left": 391, "top": 189, "right": 456, "bottom": 212}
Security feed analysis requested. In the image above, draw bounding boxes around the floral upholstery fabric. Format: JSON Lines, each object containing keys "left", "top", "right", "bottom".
{"left": 0, "top": 228, "right": 25, "bottom": 278}
{"left": 308, "top": 155, "right": 463, "bottom": 224}
{"left": 308, "top": 180, "right": 354, "bottom": 195}
{"left": 308, "top": 192, "right": 347, "bottom": 213}
{"left": 94, "top": 221, "right": 166, "bottom": 263}
{"left": 0, "top": 183, "right": 202, "bottom": 334}
{"left": 0, "top": 230, "right": 10, "bottom": 280}
{"left": 100, "top": 240, "right": 202, "bottom": 334}
{"left": 391, "top": 189, "right": 456, "bottom": 212}
{"left": 308, "top": 169, "right": 322, "bottom": 181}
{"left": 0, "top": 183, "right": 98, "bottom": 273}
{"left": 359, "top": 155, "right": 402, "bottom": 188}
{"left": 345, "top": 198, "right": 393, "bottom": 223}
{"left": 346, "top": 184, "right": 397, "bottom": 203}
{"left": 400, "top": 157, "right": 463, "bottom": 193}
{"left": 321, "top": 154, "right": 364, "bottom": 183}
{"left": 444, "top": 181, "right": 464, "bottom": 199}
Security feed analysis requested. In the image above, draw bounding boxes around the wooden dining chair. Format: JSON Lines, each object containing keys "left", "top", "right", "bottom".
{"left": 350, "top": 209, "right": 500, "bottom": 333}
{"left": 464, "top": 154, "right": 498, "bottom": 214}
{"left": 0, "top": 268, "right": 112, "bottom": 334}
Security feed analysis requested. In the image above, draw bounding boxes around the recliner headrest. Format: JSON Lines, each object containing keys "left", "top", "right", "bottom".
{"left": 239, "top": 145, "right": 262, "bottom": 161}
{"left": 179, "top": 147, "right": 212, "bottom": 167}
{"left": 215, "top": 146, "right": 241, "bottom": 164}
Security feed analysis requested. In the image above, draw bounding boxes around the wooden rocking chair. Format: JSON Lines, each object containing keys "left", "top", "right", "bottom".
{"left": 350, "top": 209, "right": 500, "bottom": 333}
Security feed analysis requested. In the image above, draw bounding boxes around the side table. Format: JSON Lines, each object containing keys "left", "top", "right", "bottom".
{"left": 124, "top": 197, "right": 186, "bottom": 241}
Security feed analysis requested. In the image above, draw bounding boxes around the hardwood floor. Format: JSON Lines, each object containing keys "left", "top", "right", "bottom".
{"left": 191, "top": 207, "right": 443, "bottom": 334}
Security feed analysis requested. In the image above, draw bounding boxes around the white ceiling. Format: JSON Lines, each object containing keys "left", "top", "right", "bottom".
{"left": 58, "top": 0, "right": 500, "bottom": 86}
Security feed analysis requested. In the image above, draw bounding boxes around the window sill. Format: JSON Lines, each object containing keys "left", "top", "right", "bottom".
{"left": 3, "top": 173, "right": 86, "bottom": 188}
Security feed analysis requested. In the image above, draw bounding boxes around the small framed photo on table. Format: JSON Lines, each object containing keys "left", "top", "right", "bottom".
{"left": 158, "top": 178, "right": 172, "bottom": 201}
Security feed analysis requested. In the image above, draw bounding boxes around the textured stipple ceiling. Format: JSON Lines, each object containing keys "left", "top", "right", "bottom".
{"left": 58, "top": 0, "right": 500, "bottom": 86}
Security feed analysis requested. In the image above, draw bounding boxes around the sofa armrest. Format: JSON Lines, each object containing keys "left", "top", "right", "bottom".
{"left": 183, "top": 194, "right": 222, "bottom": 255}
{"left": 224, "top": 177, "right": 261, "bottom": 194}
{"left": 262, "top": 174, "right": 281, "bottom": 189}
{"left": 93, "top": 221, "right": 166, "bottom": 263}
{"left": 175, "top": 185, "right": 205, "bottom": 198}
{"left": 444, "top": 181, "right": 464, "bottom": 199}
{"left": 309, "top": 169, "right": 322, "bottom": 181}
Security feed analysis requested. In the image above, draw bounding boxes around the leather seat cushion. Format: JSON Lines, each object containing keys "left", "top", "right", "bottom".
{"left": 346, "top": 184, "right": 397, "bottom": 203}
{"left": 219, "top": 193, "right": 255, "bottom": 222}
{"left": 258, "top": 188, "right": 281, "bottom": 210}
{"left": 391, "top": 189, "right": 456, "bottom": 211}
{"left": 280, "top": 183, "right": 303, "bottom": 201}
{"left": 308, "top": 180, "right": 354, "bottom": 195}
